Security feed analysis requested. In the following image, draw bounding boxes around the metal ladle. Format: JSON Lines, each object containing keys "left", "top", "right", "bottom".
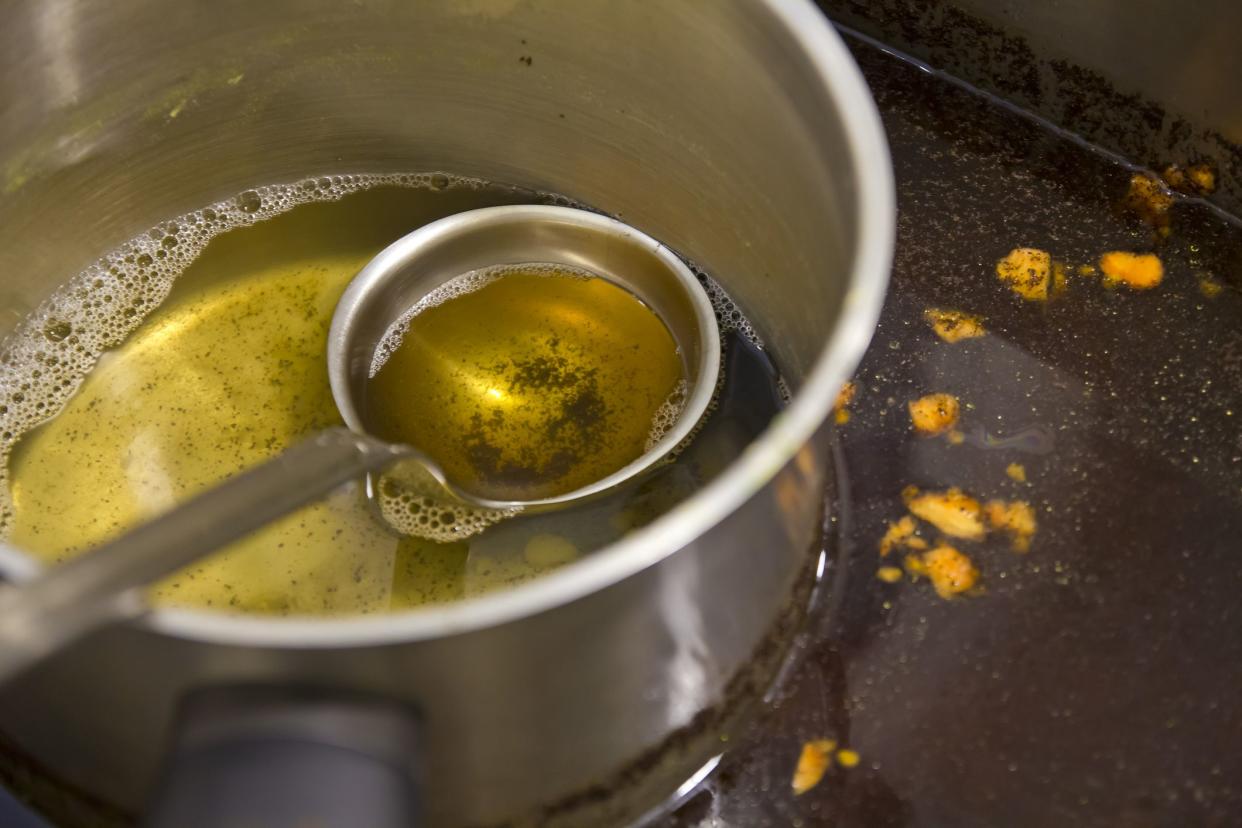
{"left": 0, "top": 205, "right": 720, "bottom": 683}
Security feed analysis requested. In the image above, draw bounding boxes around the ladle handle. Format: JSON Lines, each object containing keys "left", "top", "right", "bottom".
{"left": 0, "top": 427, "right": 407, "bottom": 686}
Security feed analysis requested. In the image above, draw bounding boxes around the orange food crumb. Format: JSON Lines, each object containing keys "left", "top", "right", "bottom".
{"left": 996, "top": 247, "right": 1053, "bottom": 301}
{"left": 878, "top": 515, "right": 918, "bottom": 557}
{"left": 1052, "top": 261, "right": 1069, "bottom": 295}
{"left": 985, "top": 498, "right": 1038, "bottom": 553}
{"left": 1125, "top": 172, "right": 1174, "bottom": 226}
{"left": 792, "top": 740, "right": 836, "bottom": 795}
{"left": 904, "top": 486, "right": 986, "bottom": 541}
{"left": 1161, "top": 164, "right": 1188, "bottom": 192}
{"left": 905, "top": 544, "right": 980, "bottom": 599}
{"left": 924, "top": 308, "right": 986, "bottom": 343}
{"left": 1006, "top": 462, "right": 1027, "bottom": 483}
{"left": 1199, "top": 276, "right": 1223, "bottom": 299}
{"left": 836, "top": 749, "right": 861, "bottom": 768}
{"left": 947, "top": 429, "right": 965, "bottom": 445}
{"left": 877, "top": 566, "right": 904, "bottom": 583}
{"left": 908, "top": 393, "right": 961, "bottom": 436}
{"left": 833, "top": 381, "right": 857, "bottom": 425}
{"left": 1164, "top": 163, "right": 1217, "bottom": 196}
{"left": 1100, "top": 251, "right": 1163, "bottom": 290}
{"left": 1188, "top": 163, "right": 1216, "bottom": 194}
{"left": 835, "top": 381, "right": 857, "bottom": 409}
{"left": 1077, "top": 264, "right": 1097, "bottom": 277}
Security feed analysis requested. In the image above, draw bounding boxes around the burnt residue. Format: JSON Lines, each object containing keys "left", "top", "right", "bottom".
{"left": 821, "top": 0, "right": 1242, "bottom": 217}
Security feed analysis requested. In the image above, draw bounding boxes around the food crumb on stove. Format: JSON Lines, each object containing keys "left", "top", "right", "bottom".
{"left": 908, "top": 392, "right": 960, "bottom": 436}
{"left": 878, "top": 517, "right": 912, "bottom": 557}
{"left": 903, "top": 485, "right": 986, "bottom": 541}
{"left": 836, "top": 749, "right": 861, "bottom": 769}
{"left": 833, "top": 380, "right": 857, "bottom": 425}
{"left": 1006, "top": 462, "right": 1027, "bottom": 482}
{"left": 1188, "top": 163, "right": 1216, "bottom": 194}
{"left": 1199, "top": 276, "right": 1224, "bottom": 298}
{"left": 924, "top": 307, "right": 986, "bottom": 342}
{"left": 1163, "top": 162, "right": 1216, "bottom": 196}
{"left": 1053, "top": 261, "right": 1069, "bottom": 294}
{"left": 1100, "top": 251, "right": 1163, "bottom": 290}
{"left": 904, "top": 544, "right": 980, "bottom": 599}
{"left": 1077, "top": 264, "right": 1098, "bottom": 277}
{"left": 877, "top": 565, "right": 904, "bottom": 583}
{"left": 1124, "top": 172, "right": 1174, "bottom": 227}
{"left": 792, "top": 739, "right": 836, "bottom": 795}
{"left": 947, "top": 429, "right": 965, "bottom": 445}
{"left": 878, "top": 515, "right": 927, "bottom": 556}
{"left": 996, "top": 247, "right": 1054, "bottom": 301}
{"left": 985, "top": 498, "right": 1037, "bottom": 553}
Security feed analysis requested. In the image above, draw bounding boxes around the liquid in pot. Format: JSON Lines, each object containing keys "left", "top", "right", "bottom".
{"left": 1, "top": 175, "right": 786, "bottom": 615}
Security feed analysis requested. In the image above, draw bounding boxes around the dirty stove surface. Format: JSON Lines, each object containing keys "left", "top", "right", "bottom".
{"left": 661, "top": 32, "right": 1242, "bottom": 828}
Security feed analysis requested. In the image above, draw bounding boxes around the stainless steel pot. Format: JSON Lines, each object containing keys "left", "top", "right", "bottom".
{"left": 0, "top": 1, "right": 893, "bottom": 825}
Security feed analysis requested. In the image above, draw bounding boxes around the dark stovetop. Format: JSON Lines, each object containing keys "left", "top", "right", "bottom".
{"left": 662, "top": 32, "right": 1242, "bottom": 828}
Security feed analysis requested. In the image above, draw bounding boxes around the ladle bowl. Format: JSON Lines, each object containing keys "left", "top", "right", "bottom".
{"left": 329, "top": 204, "right": 721, "bottom": 510}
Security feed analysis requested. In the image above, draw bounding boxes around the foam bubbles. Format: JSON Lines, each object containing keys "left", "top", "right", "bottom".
{"left": 644, "top": 380, "right": 688, "bottom": 452}
{"left": 0, "top": 172, "right": 470, "bottom": 535}
{"left": 375, "top": 485, "right": 518, "bottom": 544}
{"left": 694, "top": 266, "right": 763, "bottom": 346}
{"left": 370, "top": 463, "right": 519, "bottom": 543}
{"left": 777, "top": 376, "right": 793, "bottom": 405}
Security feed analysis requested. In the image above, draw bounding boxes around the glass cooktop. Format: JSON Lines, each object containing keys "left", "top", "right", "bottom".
{"left": 660, "top": 30, "right": 1242, "bottom": 828}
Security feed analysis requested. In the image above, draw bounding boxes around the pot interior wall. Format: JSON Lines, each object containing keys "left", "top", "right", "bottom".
{"left": 0, "top": 1, "right": 859, "bottom": 387}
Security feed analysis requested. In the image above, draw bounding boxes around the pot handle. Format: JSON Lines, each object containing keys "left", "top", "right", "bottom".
{"left": 144, "top": 685, "right": 423, "bottom": 828}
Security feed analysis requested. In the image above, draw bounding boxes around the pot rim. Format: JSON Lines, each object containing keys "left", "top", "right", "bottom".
{"left": 0, "top": 0, "right": 895, "bottom": 648}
